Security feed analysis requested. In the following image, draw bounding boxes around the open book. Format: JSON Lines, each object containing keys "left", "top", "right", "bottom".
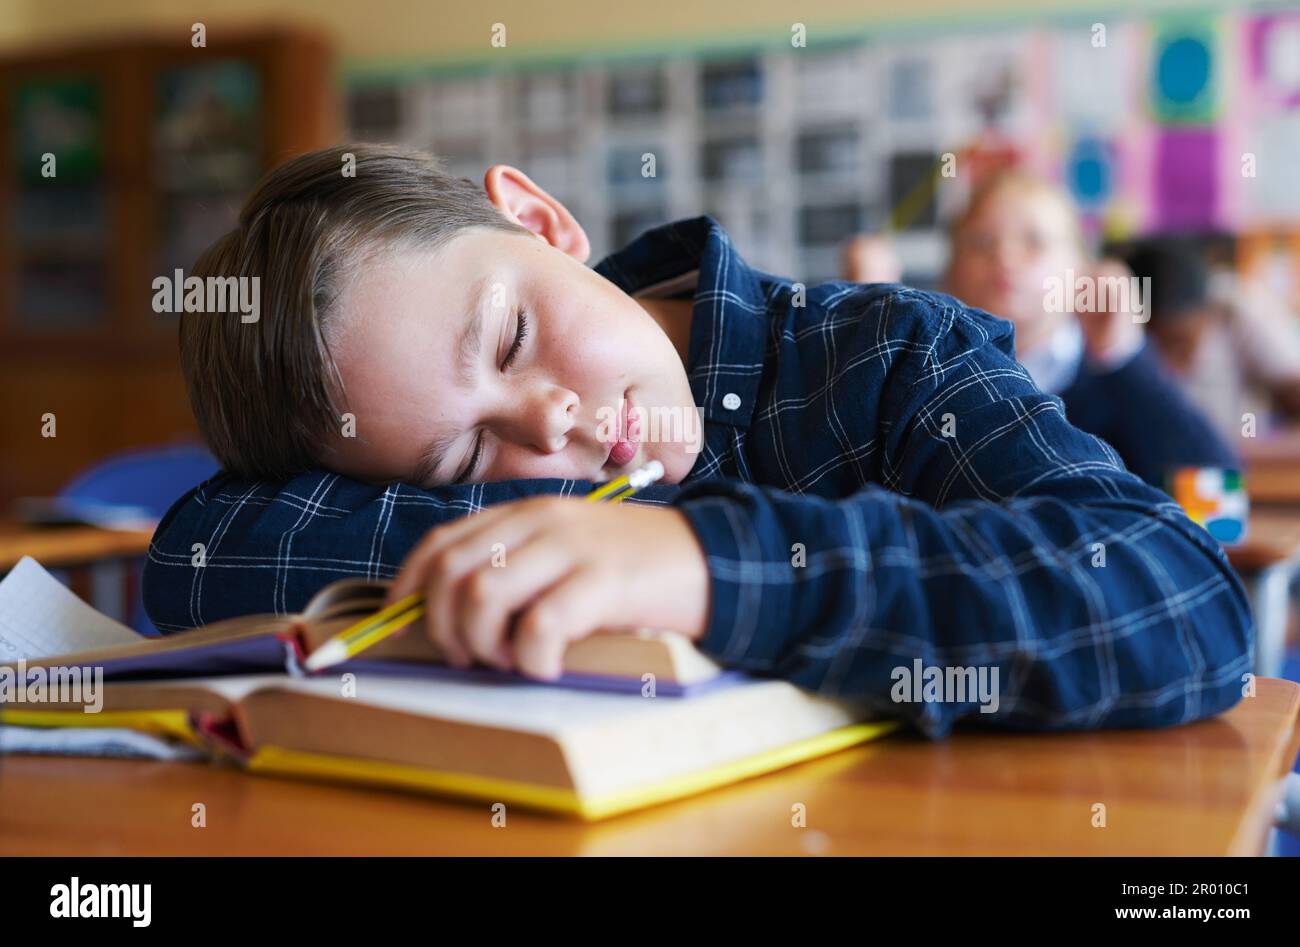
{"left": 0, "top": 556, "right": 724, "bottom": 692}
{"left": 0, "top": 557, "right": 895, "bottom": 819}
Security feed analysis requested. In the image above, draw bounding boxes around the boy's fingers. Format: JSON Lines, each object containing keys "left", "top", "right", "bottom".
{"left": 426, "top": 613, "right": 473, "bottom": 666}
{"left": 387, "top": 496, "right": 569, "bottom": 604}
{"left": 454, "top": 541, "right": 574, "bottom": 671}
{"left": 426, "top": 601, "right": 472, "bottom": 668}
{"left": 422, "top": 523, "right": 540, "bottom": 663}
{"left": 401, "top": 505, "right": 557, "bottom": 644}
{"left": 387, "top": 505, "right": 513, "bottom": 604}
{"left": 512, "top": 566, "right": 613, "bottom": 680}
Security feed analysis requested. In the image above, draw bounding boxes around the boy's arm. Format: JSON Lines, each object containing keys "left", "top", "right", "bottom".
{"left": 142, "top": 471, "right": 682, "bottom": 633}
{"left": 673, "top": 297, "right": 1253, "bottom": 738}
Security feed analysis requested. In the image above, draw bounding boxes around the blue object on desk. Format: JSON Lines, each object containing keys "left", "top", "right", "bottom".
{"left": 58, "top": 444, "right": 219, "bottom": 637}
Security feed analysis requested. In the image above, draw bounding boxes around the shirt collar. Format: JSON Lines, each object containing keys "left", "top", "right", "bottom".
{"left": 593, "top": 215, "right": 767, "bottom": 430}
{"left": 1020, "top": 317, "right": 1084, "bottom": 395}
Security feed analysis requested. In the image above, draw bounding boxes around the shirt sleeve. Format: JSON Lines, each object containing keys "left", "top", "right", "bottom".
{"left": 673, "top": 300, "right": 1254, "bottom": 738}
{"left": 143, "top": 471, "right": 682, "bottom": 633}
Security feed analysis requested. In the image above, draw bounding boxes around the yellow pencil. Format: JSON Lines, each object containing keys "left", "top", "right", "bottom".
{"left": 303, "top": 459, "right": 666, "bottom": 671}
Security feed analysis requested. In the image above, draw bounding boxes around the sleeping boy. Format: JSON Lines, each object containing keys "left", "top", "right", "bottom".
{"left": 144, "top": 144, "right": 1252, "bottom": 737}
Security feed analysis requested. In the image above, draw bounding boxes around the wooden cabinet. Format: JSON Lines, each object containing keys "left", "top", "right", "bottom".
{"left": 0, "top": 27, "right": 336, "bottom": 509}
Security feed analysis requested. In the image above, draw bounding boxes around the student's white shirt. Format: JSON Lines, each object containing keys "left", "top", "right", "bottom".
{"left": 1020, "top": 317, "right": 1084, "bottom": 395}
{"left": 1020, "top": 317, "right": 1144, "bottom": 395}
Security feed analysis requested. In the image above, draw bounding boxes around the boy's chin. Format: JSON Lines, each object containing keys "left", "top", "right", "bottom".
{"left": 654, "top": 447, "right": 699, "bottom": 486}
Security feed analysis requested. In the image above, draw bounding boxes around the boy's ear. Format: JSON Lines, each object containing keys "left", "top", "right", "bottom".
{"left": 484, "top": 164, "right": 590, "bottom": 263}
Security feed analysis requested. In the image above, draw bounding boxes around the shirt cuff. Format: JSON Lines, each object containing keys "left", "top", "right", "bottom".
{"left": 671, "top": 481, "right": 796, "bottom": 670}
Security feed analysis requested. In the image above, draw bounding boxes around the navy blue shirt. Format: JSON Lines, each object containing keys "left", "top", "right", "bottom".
{"left": 1059, "top": 340, "right": 1239, "bottom": 487}
{"left": 145, "top": 216, "right": 1253, "bottom": 738}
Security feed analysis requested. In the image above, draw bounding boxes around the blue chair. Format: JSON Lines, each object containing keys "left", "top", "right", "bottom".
{"left": 58, "top": 443, "right": 220, "bottom": 636}
{"left": 60, "top": 444, "right": 219, "bottom": 518}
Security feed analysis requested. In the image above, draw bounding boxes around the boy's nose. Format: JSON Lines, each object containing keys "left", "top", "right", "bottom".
{"left": 512, "top": 385, "right": 578, "bottom": 454}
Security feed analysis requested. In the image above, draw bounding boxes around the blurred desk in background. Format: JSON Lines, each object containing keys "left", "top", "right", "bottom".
{"left": 1229, "top": 509, "right": 1300, "bottom": 677}
{"left": 0, "top": 523, "right": 153, "bottom": 621}
{"left": 1243, "top": 433, "right": 1300, "bottom": 504}
{"left": 0, "top": 524, "right": 153, "bottom": 571}
{"left": 1246, "top": 463, "right": 1300, "bottom": 505}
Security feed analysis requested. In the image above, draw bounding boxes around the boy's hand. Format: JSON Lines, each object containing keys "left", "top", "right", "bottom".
{"left": 386, "top": 497, "right": 711, "bottom": 680}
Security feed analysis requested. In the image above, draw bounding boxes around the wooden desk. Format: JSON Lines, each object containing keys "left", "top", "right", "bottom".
{"left": 0, "top": 524, "right": 153, "bottom": 572}
{"left": 0, "top": 523, "right": 154, "bottom": 621}
{"left": 1229, "top": 508, "right": 1300, "bottom": 572}
{"left": 1246, "top": 463, "right": 1300, "bottom": 506}
{"left": 3, "top": 679, "right": 1296, "bottom": 856}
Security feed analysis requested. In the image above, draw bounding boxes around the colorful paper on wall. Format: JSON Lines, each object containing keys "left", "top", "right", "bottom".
{"left": 1150, "top": 20, "right": 1220, "bottom": 124}
{"left": 1154, "top": 128, "right": 1219, "bottom": 230}
{"left": 1247, "top": 13, "right": 1300, "bottom": 110}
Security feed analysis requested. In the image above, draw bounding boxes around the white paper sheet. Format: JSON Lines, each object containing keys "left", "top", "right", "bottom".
{"left": 0, "top": 556, "right": 142, "bottom": 662}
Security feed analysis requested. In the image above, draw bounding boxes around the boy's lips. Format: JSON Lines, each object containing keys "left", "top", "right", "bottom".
{"left": 605, "top": 391, "right": 640, "bottom": 468}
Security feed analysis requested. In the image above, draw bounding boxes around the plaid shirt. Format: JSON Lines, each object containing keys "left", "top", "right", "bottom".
{"left": 145, "top": 216, "right": 1253, "bottom": 737}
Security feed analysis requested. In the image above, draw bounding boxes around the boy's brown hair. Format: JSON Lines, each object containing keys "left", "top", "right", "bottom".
{"left": 181, "top": 143, "right": 530, "bottom": 481}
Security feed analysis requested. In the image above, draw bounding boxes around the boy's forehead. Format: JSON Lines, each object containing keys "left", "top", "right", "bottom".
{"left": 330, "top": 241, "right": 521, "bottom": 408}
{"left": 346, "top": 228, "right": 544, "bottom": 307}
{"left": 337, "top": 244, "right": 476, "bottom": 337}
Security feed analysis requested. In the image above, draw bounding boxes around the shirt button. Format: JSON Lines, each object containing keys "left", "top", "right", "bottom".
{"left": 722, "top": 392, "right": 741, "bottom": 410}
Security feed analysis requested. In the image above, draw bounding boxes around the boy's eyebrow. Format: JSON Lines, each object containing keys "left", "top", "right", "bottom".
{"left": 454, "top": 274, "right": 492, "bottom": 389}
{"left": 411, "top": 275, "right": 492, "bottom": 486}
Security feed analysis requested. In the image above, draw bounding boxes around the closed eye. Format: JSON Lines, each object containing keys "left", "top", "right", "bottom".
{"left": 452, "top": 434, "right": 485, "bottom": 486}
{"left": 502, "top": 306, "right": 528, "bottom": 369}
{"left": 452, "top": 307, "right": 530, "bottom": 484}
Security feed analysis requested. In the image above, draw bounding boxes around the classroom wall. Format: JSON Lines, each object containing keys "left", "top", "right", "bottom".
{"left": 1, "top": 0, "right": 1239, "bottom": 64}
{"left": 0, "top": 5, "right": 28, "bottom": 48}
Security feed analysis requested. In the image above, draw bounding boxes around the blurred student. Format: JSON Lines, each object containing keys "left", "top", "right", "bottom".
{"left": 942, "top": 171, "right": 1237, "bottom": 486}
{"left": 1114, "top": 237, "right": 1300, "bottom": 445}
